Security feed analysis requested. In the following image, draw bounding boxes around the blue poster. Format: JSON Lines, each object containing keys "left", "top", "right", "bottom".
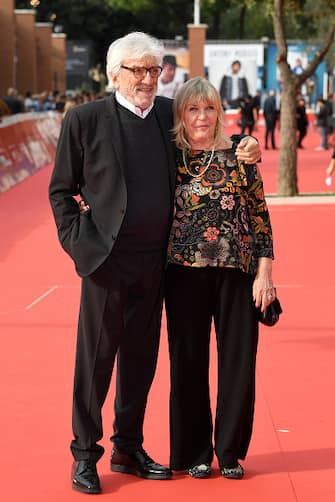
{"left": 266, "top": 43, "right": 326, "bottom": 106}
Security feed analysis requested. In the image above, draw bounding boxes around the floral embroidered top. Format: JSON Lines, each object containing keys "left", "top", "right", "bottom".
{"left": 167, "top": 147, "right": 274, "bottom": 276}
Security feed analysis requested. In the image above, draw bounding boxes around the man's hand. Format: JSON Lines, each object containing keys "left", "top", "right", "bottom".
{"left": 236, "top": 136, "right": 261, "bottom": 164}
{"left": 79, "top": 199, "right": 90, "bottom": 214}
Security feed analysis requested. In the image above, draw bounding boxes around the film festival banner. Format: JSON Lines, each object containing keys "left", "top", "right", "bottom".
{"left": 0, "top": 112, "right": 62, "bottom": 193}
{"left": 205, "top": 43, "right": 264, "bottom": 107}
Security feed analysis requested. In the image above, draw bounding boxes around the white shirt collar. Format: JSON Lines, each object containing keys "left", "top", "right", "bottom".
{"left": 115, "top": 91, "right": 154, "bottom": 119}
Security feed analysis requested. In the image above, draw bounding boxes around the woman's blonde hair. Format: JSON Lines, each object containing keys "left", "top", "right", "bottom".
{"left": 173, "top": 77, "right": 225, "bottom": 149}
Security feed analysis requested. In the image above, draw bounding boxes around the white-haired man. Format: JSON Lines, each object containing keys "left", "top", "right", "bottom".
{"left": 49, "top": 31, "right": 261, "bottom": 494}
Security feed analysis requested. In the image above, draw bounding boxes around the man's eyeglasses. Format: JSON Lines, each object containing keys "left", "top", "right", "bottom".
{"left": 121, "top": 65, "right": 162, "bottom": 80}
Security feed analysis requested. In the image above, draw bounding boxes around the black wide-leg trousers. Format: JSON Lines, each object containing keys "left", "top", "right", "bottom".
{"left": 71, "top": 250, "right": 165, "bottom": 462}
{"left": 165, "top": 265, "right": 259, "bottom": 470}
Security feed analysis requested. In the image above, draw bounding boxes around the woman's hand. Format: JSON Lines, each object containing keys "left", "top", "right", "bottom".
{"left": 236, "top": 136, "right": 261, "bottom": 164}
{"left": 253, "top": 257, "right": 275, "bottom": 312}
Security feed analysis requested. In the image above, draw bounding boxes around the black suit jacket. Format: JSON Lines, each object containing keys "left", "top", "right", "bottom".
{"left": 219, "top": 75, "right": 248, "bottom": 104}
{"left": 49, "top": 95, "right": 176, "bottom": 277}
{"left": 263, "top": 96, "right": 278, "bottom": 125}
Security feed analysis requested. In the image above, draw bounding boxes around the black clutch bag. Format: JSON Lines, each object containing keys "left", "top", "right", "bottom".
{"left": 258, "top": 297, "right": 283, "bottom": 327}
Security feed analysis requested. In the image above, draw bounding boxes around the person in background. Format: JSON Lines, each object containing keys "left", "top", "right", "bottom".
{"left": 329, "top": 94, "right": 335, "bottom": 130}
{"left": 292, "top": 58, "right": 307, "bottom": 97}
{"left": 325, "top": 94, "right": 335, "bottom": 138}
{"left": 35, "top": 91, "right": 55, "bottom": 111}
{"left": 0, "top": 98, "right": 11, "bottom": 120}
{"left": 219, "top": 60, "right": 249, "bottom": 109}
{"left": 296, "top": 97, "right": 308, "bottom": 149}
{"left": 263, "top": 90, "right": 278, "bottom": 150}
{"left": 325, "top": 149, "right": 335, "bottom": 186}
{"left": 325, "top": 94, "right": 333, "bottom": 120}
{"left": 315, "top": 98, "right": 330, "bottom": 150}
{"left": 54, "top": 93, "right": 66, "bottom": 114}
{"left": 88, "top": 63, "right": 107, "bottom": 95}
{"left": 49, "top": 31, "right": 262, "bottom": 495}
{"left": 2, "top": 87, "right": 24, "bottom": 114}
{"left": 292, "top": 58, "right": 304, "bottom": 76}
{"left": 62, "top": 96, "right": 78, "bottom": 118}
{"left": 156, "top": 54, "right": 184, "bottom": 99}
{"left": 24, "top": 91, "right": 38, "bottom": 112}
{"left": 165, "top": 77, "right": 275, "bottom": 481}
{"left": 238, "top": 94, "right": 258, "bottom": 136}
{"left": 252, "top": 90, "right": 261, "bottom": 121}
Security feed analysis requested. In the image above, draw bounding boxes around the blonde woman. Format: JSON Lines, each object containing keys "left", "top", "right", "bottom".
{"left": 165, "top": 77, "right": 275, "bottom": 480}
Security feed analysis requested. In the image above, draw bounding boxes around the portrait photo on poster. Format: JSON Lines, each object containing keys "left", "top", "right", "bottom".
{"left": 205, "top": 44, "right": 264, "bottom": 109}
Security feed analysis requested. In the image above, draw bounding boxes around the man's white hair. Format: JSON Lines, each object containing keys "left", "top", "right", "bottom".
{"left": 106, "top": 32, "right": 164, "bottom": 88}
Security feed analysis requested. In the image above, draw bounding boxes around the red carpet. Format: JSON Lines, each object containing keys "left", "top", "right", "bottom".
{"left": 222, "top": 116, "right": 335, "bottom": 195}
{"left": 1, "top": 123, "right": 335, "bottom": 501}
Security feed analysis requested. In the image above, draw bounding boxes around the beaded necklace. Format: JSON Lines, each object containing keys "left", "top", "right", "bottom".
{"left": 182, "top": 145, "right": 215, "bottom": 178}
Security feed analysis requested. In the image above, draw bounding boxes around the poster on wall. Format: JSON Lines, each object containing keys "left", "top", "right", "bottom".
{"left": 66, "top": 41, "right": 91, "bottom": 91}
{"left": 205, "top": 44, "right": 264, "bottom": 109}
{"left": 266, "top": 43, "right": 327, "bottom": 106}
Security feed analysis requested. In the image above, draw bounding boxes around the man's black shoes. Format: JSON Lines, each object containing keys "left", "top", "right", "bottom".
{"left": 71, "top": 448, "right": 171, "bottom": 493}
{"left": 110, "top": 447, "right": 172, "bottom": 480}
{"left": 72, "top": 460, "right": 101, "bottom": 494}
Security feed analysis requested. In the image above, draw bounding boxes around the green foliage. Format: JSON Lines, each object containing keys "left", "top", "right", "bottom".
{"left": 196, "top": 0, "right": 272, "bottom": 39}
{"left": 279, "top": 0, "right": 335, "bottom": 39}
{"left": 15, "top": 0, "right": 139, "bottom": 63}
{"left": 14, "top": 0, "right": 335, "bottom": 62}
{"left": 106, "top": 0, "right": 153, "bottom": 9}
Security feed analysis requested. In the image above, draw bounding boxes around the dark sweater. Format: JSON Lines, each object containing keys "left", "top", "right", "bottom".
{"left": 113, "top": 103, "right": 171, "bottom": 252}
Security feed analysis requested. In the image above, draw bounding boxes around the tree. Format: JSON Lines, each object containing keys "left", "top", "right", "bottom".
{"left": 106, "top": 0, "right": 193, "bottom": 39}
{"left": 201, "top": 0, "right": 272, "bottom": 39}
{"left": 272, "top": 0, "right": 335, "bottom": 195}
{"left": 15, "top": 0, "right": 193, "bottom": 58}
{"left": 15, "top": 0, "right": 139, "bottom": 63}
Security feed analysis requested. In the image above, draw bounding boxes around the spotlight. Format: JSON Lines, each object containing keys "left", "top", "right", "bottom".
{"left": 30, "top": 0, "right": 40, "bottom": 7}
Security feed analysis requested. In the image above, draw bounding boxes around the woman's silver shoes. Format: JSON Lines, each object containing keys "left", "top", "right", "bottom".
{"left": 188, "top": 462, "right": 244, "bottom": 479}
{"left": 221, "top": 463, "right": 244, "bottom": 479}
{"left": 188, "top": 463, "right": 212, "bottom": 478}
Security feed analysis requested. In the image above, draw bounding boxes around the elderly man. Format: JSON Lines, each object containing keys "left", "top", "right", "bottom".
{"left": 49, "top": 31, "right": 261, "bottom": 494}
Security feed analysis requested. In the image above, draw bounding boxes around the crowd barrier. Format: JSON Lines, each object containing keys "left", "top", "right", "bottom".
{"left": 0, "top": 112, "right": 62, "bottom": 193}
{"left": 0, "top": 108, "right": 317, "bottom": 194}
